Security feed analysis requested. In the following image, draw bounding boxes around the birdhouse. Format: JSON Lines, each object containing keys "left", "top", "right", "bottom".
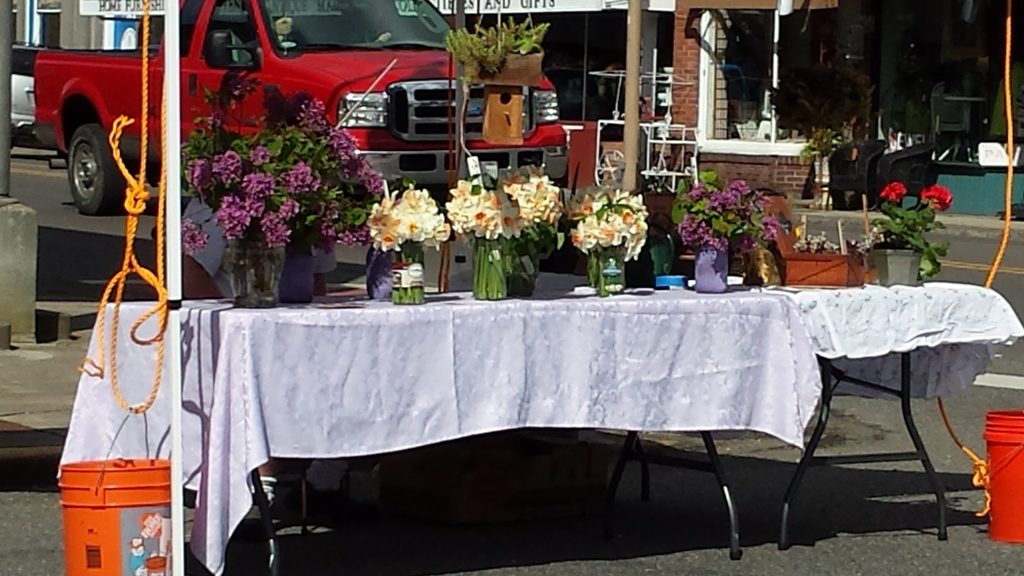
{"left": 482, "top": 86, "right": 524, "bottom": 145}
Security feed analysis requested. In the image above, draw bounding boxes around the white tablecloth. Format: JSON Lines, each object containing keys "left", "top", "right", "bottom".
{"left": 61, "top": 289, "right": 821, "bottom": 576}
{"left": 769, "top": 283, "right": 1024, "bottom": 397}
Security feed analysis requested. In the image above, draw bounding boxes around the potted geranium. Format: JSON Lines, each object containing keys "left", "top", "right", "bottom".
{"left": 870, "top": 181, "right": 952, "bottom": 285}
{"left": 674, "top": 171, "right": 780, "bottom": 293}
{"left": 367, "top": 186, "right": 450, "bottom": 305}
{"left": 502, "top": 168, "right": 564, "bottom": 297}
{"left": 446, "top": 178, "right": 524, "bottom": 300}
{"left": 568, "top": 188, "right": 649, "bottom": 297}
{"left": 182, "top": 77, "right": 384, "bottom": 307}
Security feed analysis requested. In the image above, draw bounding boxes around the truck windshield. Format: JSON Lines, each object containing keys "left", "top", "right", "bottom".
{"left": 260, "top": 0, "right": 450, "bottom": 52}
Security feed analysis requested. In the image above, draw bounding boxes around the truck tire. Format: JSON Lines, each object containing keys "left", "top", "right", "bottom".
{"left": 67, "top": 123, "right": 125, "bottom": 216}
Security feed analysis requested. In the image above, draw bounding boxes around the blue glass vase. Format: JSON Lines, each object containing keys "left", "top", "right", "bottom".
{"left": 278, "top": 246, "right": 315, "bottom": 304}
{"left": 366, "top": 247, "right": 393, "bottom": 301}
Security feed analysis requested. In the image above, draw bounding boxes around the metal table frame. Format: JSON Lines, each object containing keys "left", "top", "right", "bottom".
{"left": 604, "top": 431, "right": 743, "bottom": 560}
{"left": 778, "top": 353, "right": 948, "bottom": 549}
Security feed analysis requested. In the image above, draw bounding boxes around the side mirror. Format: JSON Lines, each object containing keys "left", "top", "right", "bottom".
{"left": 205, "top": 30, "right": 260, "bottom": 71}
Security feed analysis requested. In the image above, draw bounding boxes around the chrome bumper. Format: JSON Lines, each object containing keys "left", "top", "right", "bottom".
{"left": 361, "top": 146, "right": 568, "bottom": 185}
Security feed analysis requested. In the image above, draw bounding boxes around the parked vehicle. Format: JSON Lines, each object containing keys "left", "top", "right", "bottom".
{"left": 33, "top": 0, "right": 567, "bottom": 215}
{"left": 12, "top": 44, "right": 43, "bottom": 149}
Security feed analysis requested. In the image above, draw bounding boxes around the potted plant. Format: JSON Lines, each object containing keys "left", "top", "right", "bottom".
{"left": 869, "top": 181, "right": 952, "bottom": 285}
{"left": 771, "top": 66, "right": 873, "bottom": 207}
{"left": 568, "top": 188, "right": 649, "bottom": 297}
{"left": 182, "top": 77, "right": 384, "bottom": 307}
{"left": 674, "top": 171, "right": 780, "bottom": 294}
{"left": 779, "top": 232, "right": 869, "bottom": 287}
{"left": 445, "top": 17, "right": 550, "bottom": 86}
{"left": 502, "top": 168, "right": 564, "bottom": 297}
{"left": 446, "top": 18, "right": 550, "bottom": 144}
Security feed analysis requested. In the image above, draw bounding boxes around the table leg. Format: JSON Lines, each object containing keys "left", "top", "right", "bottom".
{"left": 604, "top": 431, "right": 640, "bottom": 538}
{"left": 899, "top": 352, "right": 948, "bottom": 541}
{"left": 251, "top": 470, "right": 280, "bottom": 576}
{"left": 701, "top": 432, "right": 742, "bottom": 561}
{"left": 633, "top": 434, "right": 651, "bottom": 502}
{"left": 779, "top": 357, "right": 835, "bottom": 550}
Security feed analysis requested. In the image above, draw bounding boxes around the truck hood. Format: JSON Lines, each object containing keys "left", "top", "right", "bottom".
{"left": 283, "top": 49, "right": 555, "bottom": 92}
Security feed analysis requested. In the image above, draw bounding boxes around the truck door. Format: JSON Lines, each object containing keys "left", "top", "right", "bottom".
{"left": 183, "top": 0, "right": 266, "bottom": 134}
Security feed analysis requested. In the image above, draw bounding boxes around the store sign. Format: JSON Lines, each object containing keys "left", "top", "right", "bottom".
{"left": 80, "top": 0, "right": 165, "bottom": 17}
{"left": 429, "top": 0, "right": 604, "bottom": 14}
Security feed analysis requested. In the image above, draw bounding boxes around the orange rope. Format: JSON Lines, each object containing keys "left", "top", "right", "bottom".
{"left": 937, "top": 0, "right": 1015, "bottom": 517}
{"left": 81, "top": 0, "right": 168, "bottom": 415}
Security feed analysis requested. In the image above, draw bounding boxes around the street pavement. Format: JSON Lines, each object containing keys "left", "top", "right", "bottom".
{"left": 3, "top": 152, "right": 1024, "bottom": 575}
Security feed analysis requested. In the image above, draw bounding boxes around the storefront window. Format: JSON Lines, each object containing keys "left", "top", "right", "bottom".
{"left": 700, "top": 8, "right": 838, "bottom": 148}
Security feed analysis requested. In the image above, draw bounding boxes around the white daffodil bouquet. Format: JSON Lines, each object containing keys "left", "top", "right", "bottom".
{"left": 368, "top": 186, "right": 450, "bottom": 304}
{"left": 569, "top": 188, "right": 649, "bottom": 260}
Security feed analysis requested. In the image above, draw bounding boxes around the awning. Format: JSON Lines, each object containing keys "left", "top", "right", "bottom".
{"left": 678, "top": 0, "right": 838, "bottom": 10}
{"left": 429, "top": 0, "right": 676, "bottom": 14}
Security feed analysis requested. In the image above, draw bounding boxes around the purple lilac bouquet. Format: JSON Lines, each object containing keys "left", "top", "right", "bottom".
{"left": 182, "top": 76, "right": 384, "bottom": 254}
{"left": 674, "top": 170, "right": 780, "bottom": 253}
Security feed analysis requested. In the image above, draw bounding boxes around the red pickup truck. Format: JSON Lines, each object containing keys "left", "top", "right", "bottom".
{"left": 33, "top": 0, "right": 567, "bottom": 215}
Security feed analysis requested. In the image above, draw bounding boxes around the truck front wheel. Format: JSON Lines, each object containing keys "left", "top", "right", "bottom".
{"left": 68, "top": 123, "right": 125, "bottom": 216}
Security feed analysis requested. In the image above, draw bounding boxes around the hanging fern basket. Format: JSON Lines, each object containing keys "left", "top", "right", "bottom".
{"left": 470, "top": 52, "right": 545, "bottom": 87}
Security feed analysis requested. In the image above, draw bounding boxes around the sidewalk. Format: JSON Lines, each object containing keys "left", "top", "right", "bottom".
{"left": 792, "top": 201, "right": 1024, "bottom": 242}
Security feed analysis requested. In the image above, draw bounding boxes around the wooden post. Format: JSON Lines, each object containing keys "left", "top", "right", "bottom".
{"left": 622, "top": 0, "right": 642, "bottom": 192}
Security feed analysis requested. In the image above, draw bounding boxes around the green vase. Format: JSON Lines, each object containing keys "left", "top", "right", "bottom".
{"left": 391, "top": 242, "right": 426, "bottom": 305}
{"left": 473, "top": 237, "right": 507, "bottom": 300}
{"left": 593, "top": 247, "right": 627, "bottom": 297}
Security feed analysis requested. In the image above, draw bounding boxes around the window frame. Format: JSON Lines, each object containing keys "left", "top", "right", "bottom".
{"left": 696, "top": 9, "right": 805, "bottom": 157}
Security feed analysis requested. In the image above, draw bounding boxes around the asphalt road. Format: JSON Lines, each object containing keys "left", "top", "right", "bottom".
{"left": 4, "top": 153, "right": 1024, "bottom": 575}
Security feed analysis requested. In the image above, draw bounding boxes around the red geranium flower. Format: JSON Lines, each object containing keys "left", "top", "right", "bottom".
{"left": 921, "top": 184, "right": 953, "bottom": 212}
{"left": 880, "top": 181, "right": 908, "bottom": 204}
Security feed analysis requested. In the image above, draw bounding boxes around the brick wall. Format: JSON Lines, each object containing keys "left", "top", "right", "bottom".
{"left": 699, "top": 153, "right": 813, "bottom": 198}
{"left": 671, "top": 9, "right": 702, "bottom": 128}
{"left": 671, "top": 7, "right": 810, "bottom": 199}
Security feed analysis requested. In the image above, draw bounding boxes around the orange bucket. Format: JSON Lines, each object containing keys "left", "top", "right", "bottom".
{"left": 59, "top": 459, "right": 172, "bottom": 575}
{"left": 984, "top": 411, "right": 1024, "bottom": 543}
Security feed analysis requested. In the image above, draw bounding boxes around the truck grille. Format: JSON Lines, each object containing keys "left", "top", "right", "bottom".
{"left": 389, "top": 80, "right": 533, "bottom": 142}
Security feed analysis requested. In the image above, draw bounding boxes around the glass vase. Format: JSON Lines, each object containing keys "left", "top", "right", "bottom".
{"left": 506, "top": 252, "right": 539, "bottom": 298}
{"left": 392, "top": 242, "right": 426, "bottom": 305}
{"left": 587, "top": 253, "right": 602, "bottom": 288}
{"left": 593, "top": 247, "right": 626, "bottom": 297}
{"left": 473, "top": 237, "right": 507, "bottom": 300}
{"left": 224, "top": 238, "right": 284, "bottom": 308}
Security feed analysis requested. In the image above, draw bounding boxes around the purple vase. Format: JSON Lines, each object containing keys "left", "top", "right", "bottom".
{"left": 694, "top": 246, "right": 729, "bottom": 294}
{"left": 279, "top": 247, "right": 315, "bottom": 304}
{"left": 366, "top": 247, "right": 392, "bottom": 301}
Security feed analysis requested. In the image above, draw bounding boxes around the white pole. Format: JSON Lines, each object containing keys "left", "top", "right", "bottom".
{"left": 777, "top": 0, "right": 794, "bottom": 16}
{"left": 771, "top": 8, "right": 780, "bottom": 144}
{"left": 162, "top": 0, "right": 184, "bottom": 572}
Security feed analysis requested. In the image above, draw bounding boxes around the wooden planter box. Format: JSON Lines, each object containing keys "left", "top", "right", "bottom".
{"left": 782, "top": 252, "right": 867, "bottom": 287}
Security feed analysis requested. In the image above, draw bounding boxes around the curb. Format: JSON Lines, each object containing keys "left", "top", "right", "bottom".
{"left": 793, "top": 207, "right": 1024, "bottom": 242}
